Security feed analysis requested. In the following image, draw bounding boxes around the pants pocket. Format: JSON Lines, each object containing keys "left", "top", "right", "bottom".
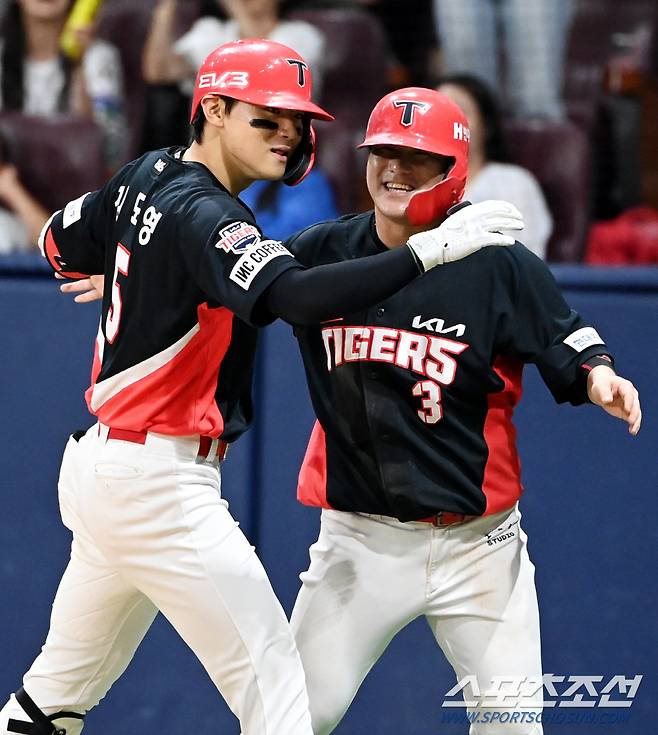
{"left": 93, "top": 463, "right": 144, "bottom": 480}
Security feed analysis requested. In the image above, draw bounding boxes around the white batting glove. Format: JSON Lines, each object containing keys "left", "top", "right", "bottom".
{"left": 406, "top": 200, "right": 524, "bottom": 272}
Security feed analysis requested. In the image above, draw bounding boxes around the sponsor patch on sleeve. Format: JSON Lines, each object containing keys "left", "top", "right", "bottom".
{"left": 229, "top": 240, "right": 293, "bottom": 290}
{"left": 215, "top": 221, "right": 261, "bottom": 254}
{"left": 62, "top": 192, "right": 91, "bottom": 229}
{"left": 563, "top": 327, "right": 605, "bottom": 352}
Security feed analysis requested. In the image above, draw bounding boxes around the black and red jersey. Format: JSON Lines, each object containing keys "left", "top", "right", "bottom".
{"left": 288, "top": 212, "right": 613, "bottom": 521}
{"left": 41, "top": 146, "right": 302, "bottom": 440}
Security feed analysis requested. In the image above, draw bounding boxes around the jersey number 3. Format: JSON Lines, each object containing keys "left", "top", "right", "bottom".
{"left": 106, "top": 243, "right": 131, "bottom": 343}
{"left": 412, "top": 380, "right": 442, "bottom": 424}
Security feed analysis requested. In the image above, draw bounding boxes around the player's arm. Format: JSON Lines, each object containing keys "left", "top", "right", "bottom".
{"left": 60, "top": 199, "right": 524, "bottom": 321}
{"left": 39, "top": 196, "right": 102, "bottom": 279}
{"left": 60, "top": 245, "right": 420, "bottom": 315}
{"left": 264, "top": 244, "right": 418, "bottom": 324}
{"left": 265, "top": 200, "right": 524, "bottom": 325}
{"left": 553, "top": 352, "right": 641, "bottom": 435}
{"left": 500, "top": 245, "right": 641, "bottom": 435}
{"left": 41, "top": 162, "right": 135, "bottom": 278}
{"left": 585, "top": 361, "right": 641, "bottom": 435}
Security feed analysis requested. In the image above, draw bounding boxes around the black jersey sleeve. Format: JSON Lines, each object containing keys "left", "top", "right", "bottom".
{"left": 285, "top": 219, "right": 333, "bottom": 266}
{"left": 175, "top": 194, "right": 304, "bottom": 326}
{"left": 497, "top": 245, "right": 613, "bottom": 404}
{"left": 265, "top": 244, "right": 419, "bottom": 325}
{"left": 40, "top": 162, "right": 136, "bottom": 277}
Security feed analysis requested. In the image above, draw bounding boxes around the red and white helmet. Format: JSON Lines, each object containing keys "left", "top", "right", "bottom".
{"left": 358, "top": 87, "right": 470, "bottom": 224}
{"left": 190, "top": 39, "right": 334, "bottom": 185}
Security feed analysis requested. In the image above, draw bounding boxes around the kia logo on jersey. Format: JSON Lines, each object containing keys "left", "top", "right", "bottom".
{"left": 412, "top": 315, "right": 466, "bottom": 337}
{"left": 215, "top": 222, "right": 261, "bottom": 254}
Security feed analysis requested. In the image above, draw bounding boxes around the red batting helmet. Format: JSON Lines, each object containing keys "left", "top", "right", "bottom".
{"left": 358, "top": 87, "right": 470, "bottom": 224}
{"left": 190, "top": 39, "right": 334, "bottom": 185}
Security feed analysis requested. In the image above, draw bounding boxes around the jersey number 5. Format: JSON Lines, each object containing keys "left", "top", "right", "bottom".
{"left": 106, "top": 243, "right": 131, "bottom": 343}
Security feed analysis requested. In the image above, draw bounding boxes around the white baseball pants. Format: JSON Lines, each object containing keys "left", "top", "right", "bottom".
{"left": 291, "top": 506, "right": 543, "bottom": 735}
{"left": 0, "top": 424, "right": 312, "bottom": 735}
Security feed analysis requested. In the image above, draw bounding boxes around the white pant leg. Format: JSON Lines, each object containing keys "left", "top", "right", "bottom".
{"left": 290, "top": 510, "right": 429, "bottom": 735}
{"left": 0, "top": 435, "right": 157, "bottom": 735}
{"left": 425, "top": 507, "right": 543, "bottom": 735}
{"left": 82, "top": 429, "right": 312, "bottom": 735}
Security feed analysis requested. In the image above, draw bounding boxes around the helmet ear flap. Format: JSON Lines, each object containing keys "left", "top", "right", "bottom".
{"left": 282, "top": 122, "right": 316, "bottom": 186}
{"left": 405, "top": 156, "right": 467, "bottom": 225}
{"left": 405, "top": 174, "right": 465, "bottom": 226}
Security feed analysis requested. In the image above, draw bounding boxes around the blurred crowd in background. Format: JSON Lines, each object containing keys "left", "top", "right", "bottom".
{"left": 0, "top": 0, "right": 657, "bottom": 263}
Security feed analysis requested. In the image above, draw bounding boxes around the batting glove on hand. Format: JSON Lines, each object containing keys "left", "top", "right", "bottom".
{"left": 406, "top": 200, "right": 524, "bottom": 272}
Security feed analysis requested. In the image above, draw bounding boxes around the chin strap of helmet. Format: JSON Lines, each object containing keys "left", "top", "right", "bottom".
{"left": 282, "top": 122, "right": 316, "bottom": 186}
{"left": 7, "top": 688, "right": 84, "bottom": 735}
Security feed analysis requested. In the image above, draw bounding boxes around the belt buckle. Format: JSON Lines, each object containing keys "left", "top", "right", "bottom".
{"left": 435, "top": 512, "right": 465, "bottom": 527}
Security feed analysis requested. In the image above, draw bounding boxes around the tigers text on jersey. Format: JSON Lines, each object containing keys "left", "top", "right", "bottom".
{"left": 288, "top": 213, "right": 612, "bottom": 522}
{"left": 41, "top": 147, "right": 302, "bottom": 440}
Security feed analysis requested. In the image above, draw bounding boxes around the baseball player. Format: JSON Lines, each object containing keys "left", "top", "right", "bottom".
{"left": 284, "top": 88, "right": 642, "bottom": 735}
{"left": 0, "top": 42, "right": 523, "bottom": 735}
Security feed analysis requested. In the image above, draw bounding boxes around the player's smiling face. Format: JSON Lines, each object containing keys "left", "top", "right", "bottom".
{"left": 219, "top": 101, "right": 304, "bottom": 184}
{"left": 367, "top": 145, "right": 451, "bottom": 223}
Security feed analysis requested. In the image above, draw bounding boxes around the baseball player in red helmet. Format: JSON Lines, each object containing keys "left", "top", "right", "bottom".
{"left": 0, "top": 42, "right": 525, "bottom": 735}
{"left": 284, "top": 88, "right": 642, "bottom": 734}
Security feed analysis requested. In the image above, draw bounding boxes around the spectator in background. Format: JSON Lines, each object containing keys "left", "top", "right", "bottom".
{"left": 240, "top": 169, "right": 339, "bottom": 241}
{"left": 433, "top": 0, "right": 572, "bottom": 120}
{"left": 143, "top": 0, "right": 326, "bottom": 96}
{"left": 0, "top": 0, "right": 126, "bottom": 170}
{"left": 438, "top": 74, "right": 552, "bottom": 259}
{"left": 363, "top": 0, "right": 435, "bottom": 85}
{"left": 286, "top": 0, "right": 435, "bottom": 87}
{"left": 0, "top": 127, "right": 48, "bottom": 253}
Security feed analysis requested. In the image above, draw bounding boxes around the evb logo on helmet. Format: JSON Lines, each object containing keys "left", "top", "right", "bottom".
{"left": 198, "top": 71, "right": 249, "bottom": 90}
{"left": 215, "top": 222, "right": 261, "bottom": 254}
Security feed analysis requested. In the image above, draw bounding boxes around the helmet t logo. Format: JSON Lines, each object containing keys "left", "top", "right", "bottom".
{"left": 286, "top": 58, "right": 309, "bottom": 87}
{"left": 393, "top": 100, "right": 430, "bottom": 127}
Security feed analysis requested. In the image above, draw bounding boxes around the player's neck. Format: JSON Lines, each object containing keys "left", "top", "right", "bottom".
{"left": 184, "top": 141, "right": 250, "bottom": 196}
{"left": 374, "top": 212, "right": 439, "bottom": 249}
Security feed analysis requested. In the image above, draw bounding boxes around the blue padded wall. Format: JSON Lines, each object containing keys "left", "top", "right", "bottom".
{"left": 1, "top": 265, "right": 656, "bottom": 734}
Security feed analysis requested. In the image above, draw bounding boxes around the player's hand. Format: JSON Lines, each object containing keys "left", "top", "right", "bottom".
{"left": 406, "top": 200, "right": 524, "bottom": 271}
{"left": 587, "top": 365, "right": 641, "bottom": 435}
{"left": 58, "top": 274, "right": 104, "bottom": 303}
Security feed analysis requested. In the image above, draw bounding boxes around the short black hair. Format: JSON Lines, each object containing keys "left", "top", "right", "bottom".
{"left": 435, "top": 74, "right": 510, "bottom": 164}
{"left": 189, "top": 96, "right": 236, "bottom": 144}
